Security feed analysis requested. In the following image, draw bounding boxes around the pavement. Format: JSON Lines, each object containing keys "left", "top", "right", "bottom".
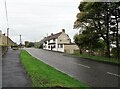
{"left": 2, "top": 49, "right": 31, "bottom": 87}
{"left": 25, "top": 48, "right": 120, "bottom": 88}
{"left": 0, "top": 47, "right": 2, "bottom": 88}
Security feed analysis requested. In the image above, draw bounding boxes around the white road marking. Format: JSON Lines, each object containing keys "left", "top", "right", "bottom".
{"left": 72, "top": 62, "right": 90, "bottom": 68}
{"left": 107, "top": 72, "right": 120, "bottom": 77}
{"left": 78, "top": 63, "right": 91, "bottom": 68}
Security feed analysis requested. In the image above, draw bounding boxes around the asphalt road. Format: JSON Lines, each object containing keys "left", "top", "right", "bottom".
{"left": 25, "top": 48, "right": 120, "bottom": 88}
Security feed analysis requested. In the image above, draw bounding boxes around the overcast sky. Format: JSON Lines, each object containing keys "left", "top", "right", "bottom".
{"left": 0, "top": 0, "right": 82, "bottom": 44}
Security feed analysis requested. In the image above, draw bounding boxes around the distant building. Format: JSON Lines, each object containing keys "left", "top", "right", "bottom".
{"left": 40, "top": 29, "right": 79, "bottom": 54}
{"left": 0, "top": 30, "right": 16, "bottom": 47}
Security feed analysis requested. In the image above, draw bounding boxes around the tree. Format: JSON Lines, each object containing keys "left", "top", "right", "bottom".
{"left": 34, "top": 42, "right": 40, "bottom": 48}
{"left": 25, "top": 41, "right": 29, "bottom": 47}
{"left": 74, "top": 2, "right": 120, "bottom": 58}
{"left": 110, "top": 2, "right": 120, "bottom": 59}
{"left": 74, "top": 26, "right": 105, "bottom": 55}
{"left": 25, "top": 41, "right": 34, "bottom": 48}
{"left": 74, "top": 34, "right": 86, "bottom": 54}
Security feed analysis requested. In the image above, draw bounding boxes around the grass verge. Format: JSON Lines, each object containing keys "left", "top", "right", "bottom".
{"left": 20, "top": 50, "right": 91, "bottom": 88}
{"left": 71, "top": 53, "right": 120, "bottom": 65}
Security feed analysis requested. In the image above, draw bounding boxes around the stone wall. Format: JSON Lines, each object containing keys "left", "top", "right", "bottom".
{"left": 1, "top": 46, "right": 8, "bottom": 56}
{"left": 64, "top": 44, "right": 79, "bottom": 54}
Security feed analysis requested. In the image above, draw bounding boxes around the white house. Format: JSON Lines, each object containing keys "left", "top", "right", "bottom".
{"left": 40, "top": 29, "right": 79, "bottom": 53}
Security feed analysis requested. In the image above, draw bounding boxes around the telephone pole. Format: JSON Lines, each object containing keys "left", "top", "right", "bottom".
{"left": 5, "top": 0, "right": 9, "bottom": 49}
{"left": 7, "top": 28, "right": 9, "bottom": 48}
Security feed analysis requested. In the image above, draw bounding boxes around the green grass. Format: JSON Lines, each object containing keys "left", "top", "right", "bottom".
{"left": 71, "top": 53, "right": 120, "bottom": 65}
{"left": 20, "top": 50, "right": 91, "bottom": 88}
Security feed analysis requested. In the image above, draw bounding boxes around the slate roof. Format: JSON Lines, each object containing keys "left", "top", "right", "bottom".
{"left": 40, "top": 32, "right": 62, "bottom": 44}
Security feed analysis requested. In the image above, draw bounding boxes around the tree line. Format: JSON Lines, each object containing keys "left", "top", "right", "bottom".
{"left": 25, "top": 41, "right": 40, "bottom": 48}
{"left": 74, "top": 2, "right": 120, "bottom": 59}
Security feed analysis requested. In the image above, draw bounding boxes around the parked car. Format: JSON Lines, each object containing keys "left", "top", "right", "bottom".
{"left": 11, "top": 45, "right": 19, "bottom": 50}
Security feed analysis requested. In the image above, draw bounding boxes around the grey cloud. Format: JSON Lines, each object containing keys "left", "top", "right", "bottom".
{"left": 0, "top": 0, "right": 81, "bottom": 44}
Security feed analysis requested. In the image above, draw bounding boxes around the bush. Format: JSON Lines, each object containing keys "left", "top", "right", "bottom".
{"left": 111, "top": 47, "right": 120, "bottom": 59}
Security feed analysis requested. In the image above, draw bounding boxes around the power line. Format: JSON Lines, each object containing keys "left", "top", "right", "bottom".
{"left": 7, "top": 28, "right": 9, "bottom": 47}
{"left": 4, "top": 0, "right": 9, "bottom": 48}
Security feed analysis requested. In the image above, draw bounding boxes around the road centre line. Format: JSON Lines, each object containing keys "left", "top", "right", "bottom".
{"left": 72, "top": 62, "right": 90, "bottom": 68}
{"left": 107, "top": 72, "right": 120, "bottom": 77}
{"left": 78, "top": 63, "right": 91, "bottom": 68}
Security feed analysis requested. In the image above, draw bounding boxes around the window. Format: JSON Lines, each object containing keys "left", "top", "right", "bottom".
{"left": 60, "top": 44, "right": 63, "bottom": 48}
{"left": 48, "top": 45, "right": 50, "bottom": 48}
{"left": 44, "top": 45, "right": 46, "bottom": 48}
{"left": 45, "top": 42, "right": 47, "bottom": 44}
{"left": 53, "top": 45, "right": 56, "bottom": 48}
{"left": 60, "top": 40, "right": 62, "bottom": 41}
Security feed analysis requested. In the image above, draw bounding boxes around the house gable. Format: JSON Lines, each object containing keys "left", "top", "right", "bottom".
{"left": 57, "top": 32, "right": 71, "bottom": 44}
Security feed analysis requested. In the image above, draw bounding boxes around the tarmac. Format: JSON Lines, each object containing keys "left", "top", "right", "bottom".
{"left": 2, "top": 49, "right": 31, "bottom": 87}
{"left": 25, "top": 48, "right": 119, "bottom": 88}
{"left": 0, "top": 46, "right": 2, "bottom": 88}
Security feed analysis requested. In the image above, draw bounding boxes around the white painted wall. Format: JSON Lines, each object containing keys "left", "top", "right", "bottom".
{"left": 43, "top": 31, "right": 71, "bottom": 53}
{"left": 57, "top": 44, "right": 64, "bottom": 52}
{"left": 43, "top": 38, "right": 64, "bottom": 52}
{"left": 55, "top": 39, "right": 58, "bottom": 51}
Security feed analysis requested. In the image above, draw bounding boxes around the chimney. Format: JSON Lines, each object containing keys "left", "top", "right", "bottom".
{"left": 62, "top": 29, "right": 65, "bottom": 33}
{"left": 51, "top": 33, "right": 53, "bottom": 35}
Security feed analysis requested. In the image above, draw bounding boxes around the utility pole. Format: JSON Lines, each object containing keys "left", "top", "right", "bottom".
{"left": 5, "top": 0, "right": 9, "bottom": 49}
{"left": 7, "top": 28, "right": 9, "bottom": 48}
{"left": 20, "top": 35, "right": 22, "bottom": 48}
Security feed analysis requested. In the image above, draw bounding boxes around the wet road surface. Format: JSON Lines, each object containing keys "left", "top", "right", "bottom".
{"left": 25, "top": 48, "right": 120, "bottom": 88}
